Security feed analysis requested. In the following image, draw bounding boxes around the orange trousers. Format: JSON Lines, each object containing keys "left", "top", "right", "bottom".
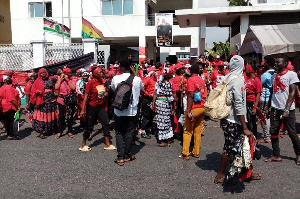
{"left": 182, "top": 108, "right": 205, "bottom": 156}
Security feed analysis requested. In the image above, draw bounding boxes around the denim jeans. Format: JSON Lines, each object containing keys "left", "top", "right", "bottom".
{"left": 270, "top": 108, "right": 300, "bottom": 157}
{"left": 115, "top": 115, "right": 137, "bottom": 160}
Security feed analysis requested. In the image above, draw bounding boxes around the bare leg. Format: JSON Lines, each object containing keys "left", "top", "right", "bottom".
{"left": 80, "top": 139, "right": 86, "bottom": 149}
{"left": 104, "top": 136, "right": 111, "bottom": 148}
{"left": 214, "top": 153, "right": 229, "bottom": 183}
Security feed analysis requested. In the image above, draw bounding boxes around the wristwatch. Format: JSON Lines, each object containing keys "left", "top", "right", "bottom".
{"left": 283, "top": 109, "right": 290, "bottom": 114}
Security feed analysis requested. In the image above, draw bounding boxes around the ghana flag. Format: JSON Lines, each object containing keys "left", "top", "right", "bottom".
{"left": 82, "top": 17, "right": 105, "bottom": 41}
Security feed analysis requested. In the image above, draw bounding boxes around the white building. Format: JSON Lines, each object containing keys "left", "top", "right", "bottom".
{"left": 6, "top": 0, "right": 201, "bottom": 64}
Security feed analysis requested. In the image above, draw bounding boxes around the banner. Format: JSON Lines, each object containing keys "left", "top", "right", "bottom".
{"left": 43, "top": 17, "right": 70, "bottom": 37}
{"left": 155, "top": 13, "right": 173, "bottom": 47}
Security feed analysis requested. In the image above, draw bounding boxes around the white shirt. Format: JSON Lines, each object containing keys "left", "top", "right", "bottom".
{"left": 271, "top": 70, "right": 299, "bottom": 110}
{"left": 111, "top": 73, "right": 143, "bottom": 117}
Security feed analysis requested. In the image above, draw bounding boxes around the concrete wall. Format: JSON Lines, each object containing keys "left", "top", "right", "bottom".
{"left": 0, "top": 0, "right": 12, "bottom": 44}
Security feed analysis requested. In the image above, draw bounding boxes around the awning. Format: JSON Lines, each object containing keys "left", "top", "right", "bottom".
{"left": 240, "top": 23, "right": 300, "bottom": 56}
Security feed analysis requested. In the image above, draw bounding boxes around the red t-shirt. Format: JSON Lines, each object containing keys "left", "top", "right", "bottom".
{"left": 187, "top": 74, "right": 206, "bottom": 109}
{"left": 0, "top": 85, "right": 19, "bottom": 112}
{"left": 85, "top": 79, "right": 105, "bottom": 107}
{"left": 210, "top": 70, "right": 226, "bottom": 89}
{"left": 143, "top": 76, "right": 156, "bottom": 97}
{"left": 172, "top": 75, "right": 186, "bottom": 92}
{"left": 245, "top": 77, "right": 262, "bottom": 102}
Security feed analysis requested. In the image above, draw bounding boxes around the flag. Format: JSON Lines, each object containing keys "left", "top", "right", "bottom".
{"left": 43, "top": 17, "right": 70, "bottom": 37}
{"left": 82, "top": 17, "right": 104, "bottom": 41}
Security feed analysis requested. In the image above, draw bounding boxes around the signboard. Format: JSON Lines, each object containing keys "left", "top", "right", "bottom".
{"left": 155, "top": 13, "right": 173, "bottom": 47}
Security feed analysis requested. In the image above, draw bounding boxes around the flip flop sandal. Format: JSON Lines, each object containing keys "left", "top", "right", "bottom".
{"left": 79, "top": 146, "right": 92, "bottom": 152}
{"left": 68, "top": 133, "right": 75, "bottom": 138}
{"left": 189, "top": 153, "right": 199, "bottom": 158}
{"left": 114, "top": 159, "right": 125, "bottom": 166}
{"left": 264, "top": 157, "right": 282, "bottom": 162}
{"left": 296, "top": 159, "right": 300, "bottom": 166}
{"left": 251, "top": 172, "right": 262, "bottom": 180}
{"left": 55, "top": 133, "right": 62, "bottom": 139}
{"left": 124, "top": 155, "right": 136, "bottom": 163}
{"left": 214, "top": 175, "right": 225, "bottom": 184}
{"left": 179, "top": 154, "right": 190, "bottom": 161}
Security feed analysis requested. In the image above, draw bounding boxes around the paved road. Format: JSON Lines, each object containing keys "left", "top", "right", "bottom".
{"left": 0, "top": 113, "right": 299, "bottom": 199}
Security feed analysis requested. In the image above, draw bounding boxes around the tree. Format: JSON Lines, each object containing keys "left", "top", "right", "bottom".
{"left": 229, "top": 0, "right": 247, "bottom": 6}
{"left": 205, "top": 41, "right": 231, "bottom": 61}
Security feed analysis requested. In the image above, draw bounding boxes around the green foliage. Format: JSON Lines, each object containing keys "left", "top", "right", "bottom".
{"left": 229, "top": 0, "right": 247, "bottom": 6}
{"left": 205, "top": 42, "right": 231, "bottom": 61}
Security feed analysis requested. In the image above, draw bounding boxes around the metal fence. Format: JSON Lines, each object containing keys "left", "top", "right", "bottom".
{"left": 0, "top": 44, "right": 33, "bottom": 71}
{"left": 45, "top": 43, "right": 84, "bottom": 65}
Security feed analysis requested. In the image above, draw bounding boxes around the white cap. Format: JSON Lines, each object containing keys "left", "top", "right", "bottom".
{"left": 216, "top": 55, "right": 220, "bottom": 59}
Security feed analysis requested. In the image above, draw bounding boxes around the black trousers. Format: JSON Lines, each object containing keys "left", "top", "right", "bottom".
{"left": 83, "top": 104, "right": 110, "bottom": 140}
{"left": 246, "top": 102, "right": 258, "bottom": 137}
{"left": 3, "top": 108, "right": 16, "bottom": 137}
{"left": 270, "top": 108, "right": 300, "bottom": 157}
{"left": 115, "top": 115, "right": 137, "bottom": 160}
{"left": 140, "top": 97, "right": 154, "bottom": 131}
{"left": 58, "top": 103, "right": 75, "bottom": 134}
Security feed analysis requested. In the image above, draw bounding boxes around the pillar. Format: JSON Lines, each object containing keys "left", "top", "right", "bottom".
{"left": 199, "top": 16, "right": 206, "bottom": 55}
{"left": 139, "top": 35, "right": 146, "bottom": 64}
{"left": 240, "top": 15, "right": 249, "bottom": 45}
{"left": 98, "top": 45, "right": 110, "bottom": 68}
{"left": 190, "top": 28, "right": 200, "bottom": 58}
{"left": 31, "top": 40, "right": 46, "bottom": 68}
{"left": 147, "top": 40, "right": 155, "bottom": 61}
{"left": 83, "top": 38, "right": 98, "bottom": 63}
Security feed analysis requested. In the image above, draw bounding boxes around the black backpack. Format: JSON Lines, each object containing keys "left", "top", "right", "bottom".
{"left": 112, "top": 75, "right": 135, "bottom": 111}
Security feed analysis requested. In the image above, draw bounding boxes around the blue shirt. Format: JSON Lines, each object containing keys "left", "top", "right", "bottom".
{"left": 260, "top": 69, "right": 275, "bottom": 102}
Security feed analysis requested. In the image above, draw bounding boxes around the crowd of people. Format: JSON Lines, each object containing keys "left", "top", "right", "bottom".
{"left": 0, "top": 52, "right": 299, "bottom": 185}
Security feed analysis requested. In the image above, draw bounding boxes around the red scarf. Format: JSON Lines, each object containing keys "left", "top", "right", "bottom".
{"left": 274, "top": 68, "right": 289, "bottom": 92}
{"left": 30, "top": 68, "right": 48, "bottom": 106}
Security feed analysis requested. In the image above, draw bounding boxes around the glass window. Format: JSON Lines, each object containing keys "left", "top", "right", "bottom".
{"left": 102, "top": 0, "right": 112, "bottom": 15}
{"left": 102, "top": 0, "right": 133, "bottom": 15}
{"left": 29, "top": 2, "right": 50, "bottom": 18}
{"left": 123, "top": 0, "right": 133, "bottom": 15}
{"left": 112, "top": 0, "right": 122, "bottom": 15}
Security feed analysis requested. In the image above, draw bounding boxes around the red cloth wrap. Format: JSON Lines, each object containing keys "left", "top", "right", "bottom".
{"left": 93, "top": 67, "right": 101, "bottom": 76}
{"left": 274, "top": 68, "right": 289, "bottom": 92}
{"left": 30, "top": 68, "right": 48, "bottom": 106}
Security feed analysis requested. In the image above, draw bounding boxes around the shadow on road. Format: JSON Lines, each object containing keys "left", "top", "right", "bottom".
{"left": 223, "top": 181, "right": 246, "bottom": 193}
{"left": 195, "top": 152, "right": 221, "bottom": 172}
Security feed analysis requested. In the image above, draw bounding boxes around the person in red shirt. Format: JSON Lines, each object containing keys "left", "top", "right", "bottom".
{"left": 0, "top": 76, "right": 20, "bottom": 140}
{"left": 245, "top": 65, "right": 262, "bottom": 138}
{"left": 210, "top": 63, "right": 227, "bottom": 89}
{"left": 198, "top": 63, "right": 209, "bottom": 99}
{"left": 24, "top": 73, "right": 37, "bottom": 122}
{"left": 180, "top": 63, "right": 206, "bottom": 160}
{"left": 55, "top": 67, "right": 77, "bottom": 139}
{"left": 79, "top": 67, "right": 116, "bottom": 151}
{"left": 139, "top": 67, "right": 157, "bottom": 138}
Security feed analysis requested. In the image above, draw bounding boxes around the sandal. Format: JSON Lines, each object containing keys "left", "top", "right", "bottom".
{"left": 265, "top": 156, "right": 282, "bottom": 162}
{"left": 114, "top": 159, "right": 125, "bottom": 166}
{"left": 296, "top": 156, "right": 300, "bottom": 166}
{"left": 79, "top": 145, "right": 92, "bottom": 152}
{"left": 55, "top": 133, "right": 62, "bottom": 139}
{"left": 214, "top": 175, "right": 225, "bottom": 184}
{"left": 124, "top": 155, "right": 136, "bottom": 163}
{"left": 189, "top": 152, "right": 199, "bottom": 158}
{"left": 179, "top": 154, "right": 190, "bottom": 161}
{"left": 158, "top": 142, "right": 167, "bottom": 147}
{"left": 251, "top": 172, "right": 262, "bottom": 180}
{"left": 68, "top": 133, "right": 75, "bottom": 138}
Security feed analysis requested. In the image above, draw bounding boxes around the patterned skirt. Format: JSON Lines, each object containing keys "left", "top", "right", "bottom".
{"left": 156, "top": 99, "right": 173, "bottom": 140}
{"left": 32, "top": 101, "right": 58, "bottom": 135}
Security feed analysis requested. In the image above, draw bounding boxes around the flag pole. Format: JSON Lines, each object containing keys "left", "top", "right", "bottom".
{"left": 61, "top": 0, "right": 65, "bottom": 59}
{"left": 43, "top": 0, "right": 46, "bottom": 66}
{"left": 68, "top": 0, "right": 71, "bottom": 44}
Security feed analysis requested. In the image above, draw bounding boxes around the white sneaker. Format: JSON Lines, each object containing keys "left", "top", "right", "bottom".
{"left": 104, "top": 145, "right": 117, "bottom": 150}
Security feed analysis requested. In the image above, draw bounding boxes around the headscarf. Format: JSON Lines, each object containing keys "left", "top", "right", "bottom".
{"left": 31, "top": 68, "right": 48, "bottom": 106}
{"left": 246, "top": 65, "right": 256, "bottom": 74}
{"left": 158, "top": 67, "right": 172, "bottom": 84}
{"left": 93, "top": 67, "right": 102, "bottom": 76}
{"left": 63, "top": 67, "right": 72, "bottom": 76}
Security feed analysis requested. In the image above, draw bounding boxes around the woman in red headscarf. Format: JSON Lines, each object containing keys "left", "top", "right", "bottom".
{"left": 55, "top": 67, "right": 77, "bottom": 139}
{"left": 31, "top": 68, "right": 58, "bottom": 139}
{"left": 245, "top": 65, "right": 262, "bottom": 138}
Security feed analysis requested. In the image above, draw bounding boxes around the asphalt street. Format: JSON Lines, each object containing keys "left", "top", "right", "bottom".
{"left": 0, "top": 112, "right": 299, "bottom": 199}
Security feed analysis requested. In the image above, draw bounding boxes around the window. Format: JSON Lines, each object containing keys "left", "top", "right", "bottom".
{"left": 102, "top": 0, "right": 133, "bottom": 15}
{"left": 29, "top": 2, "right": 52, "bottom": 18}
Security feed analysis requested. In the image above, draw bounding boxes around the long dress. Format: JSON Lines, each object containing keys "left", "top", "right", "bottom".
{"left": 32, "top": 79, "right": 58, "bottom": 135}
{"left": 155, "top": 81, "right": 174, "bottom": 140}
